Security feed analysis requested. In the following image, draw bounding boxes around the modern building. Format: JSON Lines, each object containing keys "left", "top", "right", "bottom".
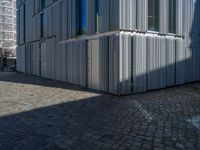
{"left": 17, "top": 0, "right": 200, "bottom": 95}
{"left": 0, "top": 0, "right": 16, "bottom": 56}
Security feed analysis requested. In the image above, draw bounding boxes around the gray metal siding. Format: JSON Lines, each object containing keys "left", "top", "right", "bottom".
{"left": 16, "top": 0, "right": 200, "bottom": 95}
{"left": 136, "top": 0, "right": 148, "bottom": 32}
{"left": 166, "top": 37, "right": 176, "bottom": 87}
{"left": 132, "top": 33, "right": 147, "bottom": 93}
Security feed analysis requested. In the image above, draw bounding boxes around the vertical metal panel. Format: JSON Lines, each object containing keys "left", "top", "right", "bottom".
{"left": 119, "top": 0, "right": 136, "bottom": 31}
{"left": 51, "top": 38, "right": 57, "bottom": 80}
{"left": 87, "top": 40, "right": 92, "bottom": 88}
{"left": 176, "top": 38, "right": 186, "bottom": 85}
{"left": 34, "top": 0, "right": 40, "bottom": 14}
{"left": 118, "top": 32, "right": 132, "bottom": 95}
{"left": 99, "top": 36, "right": 109, "bottom": 92}
{"left": 62, "top": 0, "right": 68, "bottom": 39}
{"left": 147, "top": 36, "right": 157, "bottom": 90}
{"left": 17, "top": 45, "right": 26, "bottom": 73}
{"left": 46, "top": 39, "right": 53, "bottom": 79}
{"left": 87, "top": 39, "right": 100, "bottom": 90}
{"left": 16, "top": 0, "right": 200, "bottom": 95}
{"left": 132, "top": 33, "right": 147, "bottom": 93}
{"left": 25, "top": 44, "right": 31, "bottom": 74}
{"left": 36, "top": 14, "right": 41, "bottom": 41}
{"left": 166, "top": 37, "right": 176, "bottom": 87}
{"left": 44, "top": 7, "right": 53, "bottom": 38}
{"left": 99, "top": 0, "right": 110, "bottom": 32}
{"left": 41, "top": 41, "right": 47, "bottom": 78}
{"left": 79, "top": 40, "right": 87, "bottom": 86}
{"left": 147, "top": 36, "right": 167, "bottom": 90}
{"left": 86, "top": 0, "right": 96, "bottom": 35}
{"left": 159, "top": 37, "right": 167, "bottom": 89}
{"left": 66, "top": 40, "right": 87, "bottom": 87}
{"left": 53, "top": 1, "right": 62, "bottom": 41}
{"left": 55, "top": 42, "right": 62, "bottom": 81}
{"left": 19, "top": 5, "right": 24, "bottom": 44}
{"left": 160, "top": 0, "right": 168, "bottom": 34}
{"left": 16, "top": 10, "right": 20, "bottom": 45}
{"left": 137, "top": 0, "right": 148, "bottom": 32}
{"left": 71, "top": 0, "right": 77, "bottom": 37}
{"left": 185, "top": 47, "right": 200, "bottom": 83}
{"left": 60, "top": 42, "right": 67, "bottom": 82}
{"left": 110, "top": 0, "right": 120, "bottom": 30}
{"left": 176, "top": 0, "right": 184, "bottom": 35}
{"left": 35, "top": 42, "right": 40, "bottom": 76}
{"left": 109, "top": 34, "right": 119, "bottom": 94}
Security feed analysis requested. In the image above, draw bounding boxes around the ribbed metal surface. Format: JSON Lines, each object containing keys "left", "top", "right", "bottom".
{"left": 16, "top": 45, "right": 25, "bottom": 73}
{"left": 147, "top": 36, "right": 167, "bottom": 90}
{"left": 99, "top": 0, "right": 110, "bottom": 33}
{"left": 137, "top": 0, "right": 148, "bottom": 32}
{"left": 19, "top": 5, "right": 25, "bottom": 44}
{"left": 110, "top": 0, "right": 120, "bottom": 30}
{"left": 86, "top": 0, "right": 96, "bottom": 35}
{"left": 160, "top": 0, "right": 168, "bottom": 34}
{"left": 53, "top": 2, "right": 61, "bottom": 41}
{"left": 119, "top": 0, "right": 136, "bottom": 31}
{"left": 166, "top": 37, "right": 176, "bottom": 87}
{"left": 176, "top": 0, "right": 184, "bottom": 36}
{"left": 118, "top": 32, "right": 132, "bottom": 95}
{"left": 66, "top": 40, "right": 87, "bottom": 87}
{"left": 109, "top": 34, "right": 119, "bottom": 94}
{"left": 99, "top": 36, "right": 109, "bottom": 91}
{"left": 16, "top": 0, "right": 200, "bottom": 95}
{"left": 30, "top": 42, "right": 40, "bottom": 76}
{"left": 132, "top": 33, "right": 147, "bottom": 93}
{"left": 175, "top": 38, "right": 185, "bottom": 85}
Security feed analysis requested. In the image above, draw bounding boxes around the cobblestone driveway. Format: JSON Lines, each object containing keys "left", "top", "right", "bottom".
{"left": 0, "top": 72, "right": 200, "bottom": 150}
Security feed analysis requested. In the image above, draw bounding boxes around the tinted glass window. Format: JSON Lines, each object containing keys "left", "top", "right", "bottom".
{"left": 81, "top": 0, "right": 86, "bottom": 34}
{"left": 40, "top": 13, "right": 44, "bottom": 38}
{"left": 41, "top": 0, "right": 45, "bottom": 10}
{"left": 95, "top": 0, "right": 100, "bottom": 32}
{"left": 148, "top": 0, "right": 159, "bottom": 31}
{"left": 169, "top": 0, "right": 176, "bottom": 33}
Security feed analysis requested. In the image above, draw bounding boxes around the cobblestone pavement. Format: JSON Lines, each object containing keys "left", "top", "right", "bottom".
{"left": 0, "top": 72, "right": 200, "bottom": 150}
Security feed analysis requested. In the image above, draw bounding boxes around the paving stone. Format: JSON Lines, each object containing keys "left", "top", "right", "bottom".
{"left": 176, "top": 143, "right": 185, "bottom": 150}
{"left": 0, "top": 73, "right": 200, "bottom": 149}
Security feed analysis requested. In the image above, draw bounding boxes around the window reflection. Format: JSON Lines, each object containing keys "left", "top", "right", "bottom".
{"left": 148, "top": 0, "right": 160, "bottom": 31}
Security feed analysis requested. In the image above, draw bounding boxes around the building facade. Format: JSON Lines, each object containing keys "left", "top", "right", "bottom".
{"left": 17, "top": 0, "right": 200, "bottom": 95}
{"left": 0, "top": 0, "right": 16, "bottom": 56}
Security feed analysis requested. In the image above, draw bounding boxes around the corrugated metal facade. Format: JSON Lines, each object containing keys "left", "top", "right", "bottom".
{"left": 17, "top": 0, "right": 200, "bottom": 95}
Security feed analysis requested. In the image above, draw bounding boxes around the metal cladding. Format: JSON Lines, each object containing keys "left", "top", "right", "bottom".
{"left": 159, "top": 0, "right": 168, "bottom": 34}
{"left": 136, "top": 0, "right": 148, "bottom": 32}
{"left": 16, "top": 45, "right": 25, "bottom": 73}
{"left": 66, "top": 40, "right": 87, "bottom": 86}
{"left": 166, "top": 37, "right": 176, "bottom": 87}
{"left": 17, "top": 0, "right": 200, "bottom": 95}
{"left": 99, "top": 0, "right": 110, "bottom": 32}
{"left": 132, "top": 33, "right": 147, "bottom": 93}
{"left": 119, "top": 0, "right": 137, "bottom": 31}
